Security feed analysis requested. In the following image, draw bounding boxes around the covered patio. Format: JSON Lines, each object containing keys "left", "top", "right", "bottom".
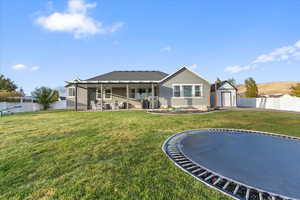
{"left": 69, "top": 81, "right": 160, "bottom": 111}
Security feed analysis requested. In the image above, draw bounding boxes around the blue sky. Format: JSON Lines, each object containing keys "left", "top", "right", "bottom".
{"left": 1, "top": 0, "right": 300, "bottom": 94}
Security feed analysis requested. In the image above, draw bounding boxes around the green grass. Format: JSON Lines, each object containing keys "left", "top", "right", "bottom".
{"left": 1, "top": 110, "right": 300, "bottom": 200}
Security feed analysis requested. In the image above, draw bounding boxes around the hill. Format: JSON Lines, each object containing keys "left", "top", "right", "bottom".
{"left": 237, "top": 81, "right": 300, "bottom": 95}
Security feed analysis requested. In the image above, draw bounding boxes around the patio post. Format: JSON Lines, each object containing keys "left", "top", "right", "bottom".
{"left": 151, "top": 83, "right": 154, "bottom": 109}
{"left": 75, "top": 83, "right": 78, "bottom": 111}
{"left": 126, "top": 84, "right": 129, "bottom": 109}
{"left": 101, "top": 83, "right": 103, "bottom": 111}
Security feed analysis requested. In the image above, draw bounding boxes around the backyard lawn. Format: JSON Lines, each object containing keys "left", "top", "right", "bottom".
{"left": 1, "top": 110, "right": 300, "bottom": 200}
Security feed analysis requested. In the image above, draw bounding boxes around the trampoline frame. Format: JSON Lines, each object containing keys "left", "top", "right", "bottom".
{"left": 162, "top": 128, "right": 300, "bottom": 200}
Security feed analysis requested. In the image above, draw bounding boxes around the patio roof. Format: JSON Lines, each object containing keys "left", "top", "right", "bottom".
{"left": 86, "top": 71, "right": 168, "bottom": 82}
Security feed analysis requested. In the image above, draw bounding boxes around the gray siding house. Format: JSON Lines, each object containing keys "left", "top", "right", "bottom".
{"left": 65, "top": 67, "right": 211, "bottom": 111}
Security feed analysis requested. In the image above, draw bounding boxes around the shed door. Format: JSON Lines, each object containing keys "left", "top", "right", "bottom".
{"left": 221, "top": 92, "right": 232, "bottom": 107}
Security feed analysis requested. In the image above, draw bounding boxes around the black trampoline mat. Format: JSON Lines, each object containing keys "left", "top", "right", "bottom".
{"left": 178, "top": 130, "right": 300, "bottom": 199}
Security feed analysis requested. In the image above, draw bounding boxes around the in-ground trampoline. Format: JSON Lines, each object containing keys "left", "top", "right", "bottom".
{"left": 162, "top": 129, "right": 300, "bottom": 200}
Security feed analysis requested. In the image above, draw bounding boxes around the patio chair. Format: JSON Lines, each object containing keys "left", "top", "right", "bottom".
{"left": 113, "top": 101, "right": 119, "bottom": 110}
{"left": 96, "top": 101, "right": 103, "bottom": 110}
{"left": 120, "top": 101, "right": 125, "bottom": 109}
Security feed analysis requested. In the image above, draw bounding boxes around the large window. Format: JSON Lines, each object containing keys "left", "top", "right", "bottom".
{"left": 68, "top": 88, "right": 75, "bottom": 97}
{"left": 173, "top": 85, "right": 181, "bottom": 97}
{"left": 194, "top": 85, "right": 202, "bottom": 97}
{"left": 173, "top": 84, "right": 203, "bottom": 98}
{"left": 183, "top": 85, "right": 193, "bottom": 97}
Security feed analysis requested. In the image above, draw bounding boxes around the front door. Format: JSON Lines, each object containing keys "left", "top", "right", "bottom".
{"left": 221, "top": 92, "right": 232, "bottom": 107}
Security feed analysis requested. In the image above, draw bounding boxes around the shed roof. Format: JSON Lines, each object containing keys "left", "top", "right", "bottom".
{"left": 211, "top": 81, "right": 237, "bottom": 92}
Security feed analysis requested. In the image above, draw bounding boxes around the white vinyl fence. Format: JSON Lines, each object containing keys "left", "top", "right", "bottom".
{"left": 237, "top": 95, "right": 300, "bottom": 112}
{"left": 0, "top": 100, "right": 67, "bottom": 113}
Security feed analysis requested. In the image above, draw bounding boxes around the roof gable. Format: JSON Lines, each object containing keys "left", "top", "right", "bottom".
{"left": 159, "top": 66, "right": 210, "bottom": 84}
{"left": 211, "top": 81, "right": 237, "bottom": 91}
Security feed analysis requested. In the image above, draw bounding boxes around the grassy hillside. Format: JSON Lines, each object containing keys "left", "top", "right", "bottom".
{"left": 237, "top": 81, "right": 300, "bottom": 95}
{"left": 1, "top": 110, "right": 300, "bottom": 200}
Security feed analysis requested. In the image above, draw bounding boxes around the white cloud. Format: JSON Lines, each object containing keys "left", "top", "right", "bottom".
{"left": 109, "top": 22, "right": 124, "bottom": 33}
{"left": 12, "top": 64, "right": 27, "bottom": 70}
{"left": 36, "top": 0, "right": 123, "bottom": 39}
{"left": 31, "top": 66, "right": 40, "bottom": 71}
{"left": 12, "top": 64, "right": 40, "bottom": 71}
{"left": 160, "top": 45, "right": 172, "bottom": 52}
{"left": 225, "top": 40, "right": 300, "bottom": 73}
{"left": 225, "top": 65, "right": 254, "bottom": 73}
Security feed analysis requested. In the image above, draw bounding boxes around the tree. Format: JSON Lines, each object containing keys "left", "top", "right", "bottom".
{"left": 0, "top": 74, "right": 18, "bottom": 91}
{"left": 32, "top": 87, "right": 59, "bottom": 110}
{"left": 227, "top": 78, "right": 236, "bottom": 86}
{"left": 290, "top": 83, "right": 300, "bottom": 97}
{"left": 216, "top": 77, "right": 222, "bottom": 84}
{"left": 244, "top": 77, "right": 258, "bottom": 97}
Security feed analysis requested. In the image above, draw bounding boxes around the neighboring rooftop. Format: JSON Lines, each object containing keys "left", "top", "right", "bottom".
{"left": 85, "top": 71, "right": 169, "bottom": 82}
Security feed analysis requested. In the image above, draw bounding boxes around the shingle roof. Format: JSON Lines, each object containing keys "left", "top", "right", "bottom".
{"left": 211, "top": 81, "right": 237, "bottom": 92}
{"left": 85, "top": 71, "right": 168, "bottom": 82}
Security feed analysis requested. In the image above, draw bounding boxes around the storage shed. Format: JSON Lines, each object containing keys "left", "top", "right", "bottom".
{"left": 211, "top": 81, "right": 237, "bottom": 108}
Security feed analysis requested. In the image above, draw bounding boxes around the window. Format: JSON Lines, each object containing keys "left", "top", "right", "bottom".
{"left": 129, "top": 88, "right": 135, "bottom": 98}
{"left": 173, "top": 84, "right": 203, "bottom": 98}
{"left": 173, "top": 85, "right": 181, "bottom": 97}
{"left": 129, "top": 88, "right": 135, "bottom": 99}
{"left": 183, "top": 85, "right": 192, "bottom": 97}
{"left": 148, "top": 88, "right": 152, "bottom": 95}
{"left": 96, "top": 88, "right": 102, "bottom": 99}
{"left": 105, "top": 88, "right": 112, "bottom": 99}
{"left": 137, "top": 88, "right": 147, "bottom": 99}
{"left": 194, "top": 85, "right": 202, "bottom": 97}
{"left": 68, "top": 88, "right": 75, "bottom": 97}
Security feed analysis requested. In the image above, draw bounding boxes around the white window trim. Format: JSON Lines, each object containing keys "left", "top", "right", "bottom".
{"left": 173, "top": 85, "right": 181, "bottom": 98}
{"left": 67, "top": 87, "right": 75, "bottom": 97}
{"left": 172, "top": 84, "right": 203, "bottom": 98}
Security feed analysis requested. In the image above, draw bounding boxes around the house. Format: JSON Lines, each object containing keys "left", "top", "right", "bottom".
{"left": 210, "top": 81, "right": 237, "bottom": 107}
{"left": 65, "top": 67, "right": 211, "bottom": 111}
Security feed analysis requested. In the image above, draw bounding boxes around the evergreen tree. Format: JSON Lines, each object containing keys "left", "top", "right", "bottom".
{"left": 227, "top": 78, "right": 236, "bottom": 86}
{"left": 245, "top": 77, "right": 258, "bottom": 97}
{"left": 0, "top": 74, "right": 18, "bottom": 91}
